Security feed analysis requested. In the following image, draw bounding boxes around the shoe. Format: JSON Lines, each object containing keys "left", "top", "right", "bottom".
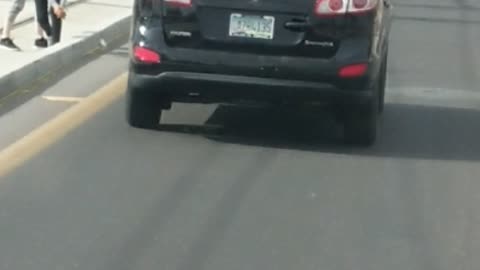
{"left": 34, "top": 38, "right": 48, "bottom": 48}
{"left": 0, "top": 38, "right": 20, "bottom": 51}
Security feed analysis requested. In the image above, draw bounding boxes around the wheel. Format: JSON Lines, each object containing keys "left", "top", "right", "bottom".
{"left": 342, "top": 92, "right": 379, "bottom": 146}
{"left": 378, "top": 49, "right": 388, "bottom": 113}
{"left": 126, "top": 87, "right": 161, "bottom": 130}
{"left": 343, "top": 100, "right": 378, "bottom": 146}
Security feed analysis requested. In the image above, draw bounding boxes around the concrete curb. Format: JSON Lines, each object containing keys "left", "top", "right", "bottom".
{"left": 0, "top": 15, "right": 131, "bottom": 100}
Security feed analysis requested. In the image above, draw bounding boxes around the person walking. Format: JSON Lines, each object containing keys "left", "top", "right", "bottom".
{"left": 34, "top": 0, "right": 66, "bottom": 47}
{"left": 0, "top": 0, "right": 65, "bottom": 50}
{"left": 0, "top": 0, "right": 28, "bottom": 50}
{"left": 49, "top": 0, "right": 66, "bottom": 45}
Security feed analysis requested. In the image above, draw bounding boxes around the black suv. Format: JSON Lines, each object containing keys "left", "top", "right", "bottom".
{"left": 127, "top": 0, "right": 392, "bottom": 145}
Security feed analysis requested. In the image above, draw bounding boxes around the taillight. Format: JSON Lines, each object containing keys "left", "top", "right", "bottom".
{"left": 314, "top": 0, "right": 378, "bottom": 17}
{"left": 164, "top": 0, "right": 192, "bottom": 8}
{"left": 138, "top": 0, "right": 161, "bottom": 15}
{"left": 338, "top": 63, "right": 368, "bottom": 78}
{"left": 314, "top": 0, "right": 348, "bottom": 17}
{"left": 133, "top": 46, "right": 161, "bottom": 64}
{"left": 137, "top": 0, "right": 192, "bottom": 14}
{"left": 347, "top": 0, "right": 378, "bottom": 13}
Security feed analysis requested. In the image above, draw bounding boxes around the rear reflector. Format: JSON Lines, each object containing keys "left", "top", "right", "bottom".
{"left": 164, "top": 0, "right": 192, "bottom": 8}
{"left": 338, "top": 63, "right": 368, "bottom": 78}
{"left": 133, "top": 46, "right": 161, "bottom": 64}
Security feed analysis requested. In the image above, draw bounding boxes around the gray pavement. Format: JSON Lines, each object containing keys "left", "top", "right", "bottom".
{"left": 1, "top": 1, "right": 480, "bottom": 270}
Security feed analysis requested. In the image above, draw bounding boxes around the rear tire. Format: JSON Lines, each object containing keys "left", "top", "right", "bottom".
{"left": 378, "top": 50, "right": 388, "bottom": 113}
{"left": 126, "top": 88, "right": 161, "bottom": 130}
{"left": 343, "top": 100, "right": 378, "bottom": 146}
{"left": 342, "top": 78, "right": 379, "bottom": 147}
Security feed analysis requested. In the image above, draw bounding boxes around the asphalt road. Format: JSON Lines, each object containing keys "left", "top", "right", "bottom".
{"left": 1, "top": 1, "right": 480, "bottom": 269}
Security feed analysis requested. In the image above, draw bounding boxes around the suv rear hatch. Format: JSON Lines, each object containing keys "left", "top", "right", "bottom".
{"left": 160, "top": 0, "right": 345, "bottom": 58}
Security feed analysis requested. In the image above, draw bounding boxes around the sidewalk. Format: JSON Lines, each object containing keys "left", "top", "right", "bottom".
{"left": 0, "top": 0, "right": 133, "bottom": 101}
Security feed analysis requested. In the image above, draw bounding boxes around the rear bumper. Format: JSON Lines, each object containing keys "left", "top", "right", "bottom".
{"left": 129, "top": 71, "right": 375, "bottom": 104}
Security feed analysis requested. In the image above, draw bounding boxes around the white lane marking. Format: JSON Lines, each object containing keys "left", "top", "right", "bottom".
{"left": 42, "top": 96, "right": 85, "bottom": 103}
{"left": 386, "top": 86, "right": 480, "bottom": 110}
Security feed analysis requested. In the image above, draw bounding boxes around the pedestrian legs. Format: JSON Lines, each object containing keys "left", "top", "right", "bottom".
{"left": 50, "top": 0, "right": 62, "bottom": 44}
{"left": 34, "top": 0, "right": 52, "bottom": 39}
{"left": 0, "top": 0, "right": 26, "bottom": 50}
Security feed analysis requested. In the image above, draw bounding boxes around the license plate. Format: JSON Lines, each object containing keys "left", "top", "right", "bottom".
{"left": 229, "top": 13, "right": 275, "bottom": 40}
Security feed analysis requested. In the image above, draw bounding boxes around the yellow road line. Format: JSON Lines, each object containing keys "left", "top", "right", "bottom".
{"left": 0, "top": 72, "right": 128, "bottom": 178}
{"left": 42, "top": 95, "right": 85, "bottom": 103}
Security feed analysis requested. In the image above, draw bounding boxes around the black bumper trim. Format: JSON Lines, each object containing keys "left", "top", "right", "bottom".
{"left": 130, "top": 72, "right": 374, "bottom": 103}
